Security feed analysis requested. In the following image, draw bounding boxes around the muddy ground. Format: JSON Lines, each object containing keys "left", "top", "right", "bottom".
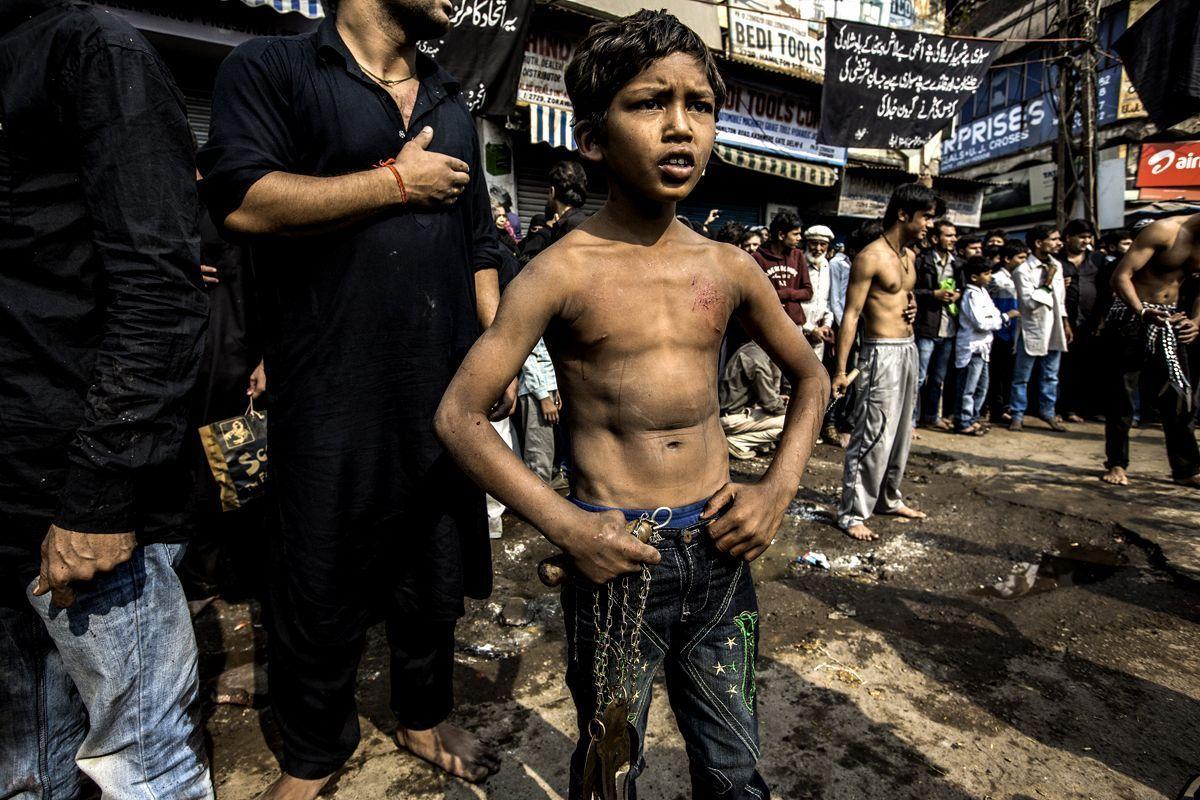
{"left": 196, "top": 433, "right": 1200, "bottom": 799}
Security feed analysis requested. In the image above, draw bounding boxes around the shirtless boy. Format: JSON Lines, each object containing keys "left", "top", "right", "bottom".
{"left": 832, "top": 184, "right": 939, "bottom": 541}
{"left": 1102, "top": 213, "right": 1200, "bottom": 486}
{"left": 435, "top": 11, "right": 827, "bottom": 798}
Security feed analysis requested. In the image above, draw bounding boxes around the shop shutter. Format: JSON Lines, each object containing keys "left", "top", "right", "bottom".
{"left": 675, "top": 197, "right": 761, "bottom": 229}
{"left": 514, "top": 141, "right": 605, "bottom": 231}
{"left": 184, "top": 90, "right": 213, "bottom": 147}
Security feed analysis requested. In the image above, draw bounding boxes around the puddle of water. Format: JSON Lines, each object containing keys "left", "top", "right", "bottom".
{"left": 786, "top": 498, "right": 835, "bottom": 522}
{"left": 972, "top": 539, "right": 1128, "bottom": 600}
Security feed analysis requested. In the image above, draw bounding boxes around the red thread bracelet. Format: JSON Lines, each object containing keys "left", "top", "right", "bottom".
{"left": 376, "top": 158, "right": 407, "bottom": 204}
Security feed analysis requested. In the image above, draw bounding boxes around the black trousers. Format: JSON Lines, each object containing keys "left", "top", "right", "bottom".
{"left": 1103, "top": 326, "right": 1200, "bottom": 479}
{"left": 1059, "top": 329, "right": 1102, "bottom": 418}
{"left": 266, "top": 512, "right": 458, "bottom": 779}
{"left": 989, "top": 338, "right": 1015, "bottom": 419}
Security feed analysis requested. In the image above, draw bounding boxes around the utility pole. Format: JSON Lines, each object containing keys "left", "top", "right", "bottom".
{"left": 1053, "top": 0, "right": 1100, "bottom": 231}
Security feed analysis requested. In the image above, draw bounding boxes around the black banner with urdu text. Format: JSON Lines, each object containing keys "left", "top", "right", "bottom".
{"left": 818, "top": 19, "right": 999, "bottom": 149}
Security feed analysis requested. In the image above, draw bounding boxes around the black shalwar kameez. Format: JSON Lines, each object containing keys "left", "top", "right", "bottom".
{"left": 198, "top": 19, "right": 500, "bottom": 778}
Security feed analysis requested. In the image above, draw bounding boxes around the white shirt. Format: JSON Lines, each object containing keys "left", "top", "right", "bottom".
{"left": 955, "top": 284, "right": 1005, "bottom": 367}
{"left": 800, "top": 255, "right": 834, "bottom": 332}
{"left": 828, "top": 253, "right": 851, "bottom": 325}
{"left": 1012, "top": 254, "right": 1069, "bottom": 356}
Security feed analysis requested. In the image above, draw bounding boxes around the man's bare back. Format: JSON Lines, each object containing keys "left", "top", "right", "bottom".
{"left": 853, "top": 238, "right": 917, "bottom": 340}
{"left": 545, "top": 220, "right": 753, "bottom": 509}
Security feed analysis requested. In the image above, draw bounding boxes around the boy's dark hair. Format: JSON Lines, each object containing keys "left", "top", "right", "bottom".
{"left": 963, "top": 255, "right": 993, "bottom": 278}
{"left": 985, "top": 228, "right": 1007, "bottom": 241}
{"left": 564, "top": 10, "right": 726, "bottom": 142}
{"left": 548, "top": 160, "right": 588, "bottom": 208}
{"left": 1001, "top": 238, "right": 1029, "bottom": 261}
{"left": 1026, "top": 224, "right": 1058, "bottom": 249}
{"left": 1063, "top": 218, "right": 1095, "bottom": 238}
{"left": 883, "top": 183, "right": 943, "bottom": 228}
{"left": 957, "top": 234, "right": 982, "bottom": 251}
{"left": 848, "top": 220, "right": 885, "bottom": 255}
{"left": 714, "top": 219, "right": 747, "bottom": 245}
{"left": 768, "top": 210, "right": 802, "bottom": 241}
{"left": 324, "top": 0, "right": 339, "bottom": 14}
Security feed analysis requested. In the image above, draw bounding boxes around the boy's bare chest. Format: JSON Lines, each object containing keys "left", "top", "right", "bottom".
{"left": 561, "top": 270, "right": 732, "bottom": 353}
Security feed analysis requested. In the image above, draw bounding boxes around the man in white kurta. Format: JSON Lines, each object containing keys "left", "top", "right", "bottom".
{"left": 1010, "top": 226, "right": 1073, "bottom": 432}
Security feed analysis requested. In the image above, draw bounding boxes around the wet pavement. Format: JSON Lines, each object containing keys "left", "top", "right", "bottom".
{"left": 197, "top": 424, "right": 1200, "bottom": 799}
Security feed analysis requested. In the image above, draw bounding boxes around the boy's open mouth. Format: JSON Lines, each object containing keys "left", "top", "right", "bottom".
{"left": 658, "top": 150, "right": 696, "bottom": 183}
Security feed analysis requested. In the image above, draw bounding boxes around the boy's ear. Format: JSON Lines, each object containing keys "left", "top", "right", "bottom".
{"left": 574, "top": 123, "right": 604, "bottom": 165}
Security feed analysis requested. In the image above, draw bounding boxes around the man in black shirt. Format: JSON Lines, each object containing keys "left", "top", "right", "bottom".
{"left": 199, "top": 0, "right": 507, "bottom": 794}
{"left": 518, "top": 159, "right": 589, "bottom": 263}
{"left": 1059, "top": 218, "right": 1108, "bottom": 421}
{"left": 0, "top": 1, "right": 212, "bottom": 797}
{"left": 913, "top": 219, "right": 962, "bottom": 429}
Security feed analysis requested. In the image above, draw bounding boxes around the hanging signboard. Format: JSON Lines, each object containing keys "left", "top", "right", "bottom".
{"left": 728, "top": 7, "right": 825, "bottom": 81}
{"left": 1117, "top": 0, "right": 1155, "bottom": 120}
{"left": 417, "top": 0, "right": 533, "bottom": 115}
{"left": 818, "top": 19, "right": 999, "bottom": 149}
{"left": 838, "top": 171, "right": 983, "bottom": 227}
{"left": 718, "top": 79, "right": 846, "bottom": 166}
{"left": 1137, "top": 141, "right": 1200, "bottom": 188}
{"left": 981, "top": 163, "right": 1056, "bottom": 222}
{"left": 517, "top": 31, "right": 573, "bottom": 109}
{"left": 723, "top": 0, "right": 944, "bottom": 80}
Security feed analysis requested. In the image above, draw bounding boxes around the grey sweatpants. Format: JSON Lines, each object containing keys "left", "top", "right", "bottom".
{"left": 838, "top": 337, "right": 919, "bottom": 530}
{"left": 517, "top": 394, "right": 555, "bottom": 481}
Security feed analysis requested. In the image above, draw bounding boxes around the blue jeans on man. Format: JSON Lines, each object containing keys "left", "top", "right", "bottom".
{"left": 1010, "top": 344, "right": 1063, "bottom": 423}
{"left": 563, "top": 498, "right": 768, "bottom": 800}
{"left": 956, "top": 353, "right": 990, "bottom": 430}
{"left": 0, "top": 543, "right": 213, "bottom": 800}
{"left": 916, "top": 336, "right": 954, "bottom": 425}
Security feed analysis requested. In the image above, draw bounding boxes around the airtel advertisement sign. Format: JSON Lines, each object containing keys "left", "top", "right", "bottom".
{"left": 1137, "top": 142, "right": 1200, "bottom": 188}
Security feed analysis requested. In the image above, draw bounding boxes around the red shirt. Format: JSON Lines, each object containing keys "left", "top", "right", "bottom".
{"left": 753, "top": 244, "right": 813, "bottom": 325}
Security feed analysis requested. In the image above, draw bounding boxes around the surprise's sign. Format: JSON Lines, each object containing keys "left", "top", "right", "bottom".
{"left": 817, "top": 19, "right": 998, "bottom": 149}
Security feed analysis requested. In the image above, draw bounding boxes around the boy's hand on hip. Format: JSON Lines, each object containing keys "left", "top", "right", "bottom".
{"left": 703, "top": 481, "right": 790, "bottom": 562}
{"left": 562, "top": 509, "right": 661, "bottom": 585}
{"left": 32, "top": 526, "right": 137, "bottom": 608}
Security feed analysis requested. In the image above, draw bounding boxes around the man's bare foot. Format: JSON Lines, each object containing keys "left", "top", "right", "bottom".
{"left": 256, "top": 774, "right": 332, "bottom": 800}
{"left": 395, "top": 722, "right": 500, "bottom": 783}
{"left": 883, "top": 505, "right": 927, "bottom": 520}
{"left": 844, "top": 523, "right": 877, "bottom": 541}
{"left": 1174, "top": 473, "right": 1200, "bottom": 487}
{"left": 1101, "top": 466, "right": 1129, "bottom": 486}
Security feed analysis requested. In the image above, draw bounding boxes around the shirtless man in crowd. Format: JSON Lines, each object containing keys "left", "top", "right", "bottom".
{"left": 832, "top": 184, "right": 938, "bottom": 541}
{"left": 1102, "top": 214, "right": 1200, "bottom": 486}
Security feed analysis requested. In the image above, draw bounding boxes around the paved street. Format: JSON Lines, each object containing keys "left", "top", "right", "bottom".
{"left": 198, "top": 422, "right": 1200, "bottom": 799}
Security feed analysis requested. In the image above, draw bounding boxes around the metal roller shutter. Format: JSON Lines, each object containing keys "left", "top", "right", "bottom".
{"left": 514, "top": 141, "right": 606, "bottom": 231}
{"left": 184, "top": 90, "right": 213, "bottom": 147}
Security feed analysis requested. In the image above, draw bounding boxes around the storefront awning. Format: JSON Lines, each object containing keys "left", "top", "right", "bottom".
{"left": 713, "top": 144, "right": 838, "bottom": 187}
{"left": 231, "top": 0, "right": 325, "bottom": 19}
{"left": 529, "top": 103, "right": 576, "bottom": 151}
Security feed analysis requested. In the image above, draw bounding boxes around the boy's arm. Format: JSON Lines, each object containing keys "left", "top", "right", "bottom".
{"left": 434, "top": 261, "right": 660, "bottom": 583}
{"left": 702, "top": 251, "right": 830, "bottom": 561}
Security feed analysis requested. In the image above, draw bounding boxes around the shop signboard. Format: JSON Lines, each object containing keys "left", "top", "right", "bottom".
{"left": 980, "top": 163, "right": 1056, "bottom": 222}
{"left": 818, "top": 20, "right": 999, "bottom": 149}
{"left": 724, "top": 0, "right": 944, "bottom": 80}
{"left": 718, "top": 79, "right": 846, "bottom": 165}
{"left": 838, "top": 171, "right": 983, "bottom": 227}
{"left": 942, "top": 65, "right": 1123, "bottom": 172}
{"left": 1117, "top": 0, "right": 1156, "bottom": 120}
{"left": 1136, "top": 141, "right": 1200, "bottom": 188}
{"left": 517, "top": 32, "right": 573, "bottom": 109}
{"left": 728, "top": 7, "right": 825, "bottom": 81}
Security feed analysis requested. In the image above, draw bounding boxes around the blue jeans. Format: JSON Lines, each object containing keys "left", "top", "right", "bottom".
{"left": 916, "top": 336, "right": 954, "bottom": 424}
{"left": 956, "top": 354, "right": 990, "bottom": 430}
{"left": 0, "top": 543, "right": 213, "bottom": 800}
{"left": 1010, "top": 344, "right": 1063, "bottom": 422}
{"left": 563, "top": 498, "right": 768, "bottom": 800}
